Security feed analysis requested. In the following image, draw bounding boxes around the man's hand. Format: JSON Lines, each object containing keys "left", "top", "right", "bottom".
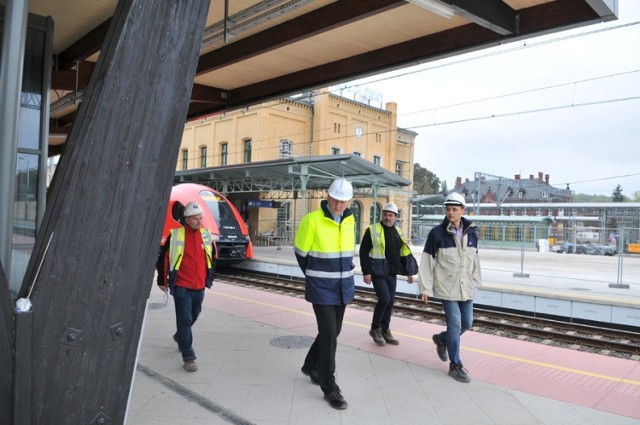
{"left": 158, "top": 284, "right": 168, "bottom": 292}
{"left": 363, "top": 274, "right": 372, "bottom": 285}
{"left": 407, "top": 276, "right": 414, "bottom": 284}
{"left": 420, "top": 293, "right": 428, "bottom": 304}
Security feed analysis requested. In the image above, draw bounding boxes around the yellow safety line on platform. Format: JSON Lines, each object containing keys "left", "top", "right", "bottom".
{"left": 212, "top": 290, "right": 640, "bottom": 387}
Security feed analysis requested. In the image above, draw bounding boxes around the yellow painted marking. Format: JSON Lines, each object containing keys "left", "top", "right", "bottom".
{"left": 212, "top": 290, "right": 640, "bottom": 386}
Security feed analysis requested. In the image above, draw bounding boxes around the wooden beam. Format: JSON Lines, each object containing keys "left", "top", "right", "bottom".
{"left": 0, "top": 262, "right": 13, "bottom": 424}
{"left": 446, "top": 0, "right": 518, "bottom": 35}
{"left": 23, "top": 1, "right": 210, "bottom": 423}
{"left": 518, "top": 0, "right": 600, "bottom": 34}
{"left": 51, "top": 61, "right": 95, "bottom": 91}
{"left": 56, "top": 18, "right": 111, "bottom": 71}
{"left": 190, "top": 83, "right": 229, "bottom": 104}
{"left": 196, "top": 0, "right": 403, "bottom": 74}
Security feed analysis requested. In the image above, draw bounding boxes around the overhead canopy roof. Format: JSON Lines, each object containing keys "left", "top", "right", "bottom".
{"left": 22, "top": 0, "right": 618, "bottom": 154}
{"left": 174, "top": 154, "right": 411, "bottom": 197}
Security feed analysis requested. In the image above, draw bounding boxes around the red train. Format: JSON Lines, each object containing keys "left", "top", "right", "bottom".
{"left": 162, "top": 183, "right": 253, "bottom": 263}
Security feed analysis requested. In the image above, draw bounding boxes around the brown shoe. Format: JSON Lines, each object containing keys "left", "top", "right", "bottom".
{"left": 184, "top": 359, "right": 197, "bottom": 372}
{"left": 382, "top": 329, "right": 399, "bottom": 345}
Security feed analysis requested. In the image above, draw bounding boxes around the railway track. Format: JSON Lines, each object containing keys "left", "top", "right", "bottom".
{"left": 216, "top": 270, "right": 640, "bottom": 359}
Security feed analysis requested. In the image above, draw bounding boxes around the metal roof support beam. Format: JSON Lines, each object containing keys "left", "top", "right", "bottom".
{"left": 0, "top": 0, "right": 29, "bottom": 292}
{"left": 371, "top": 179, "right": 381, "bottom": 223}
{"left": 299, "top": 165, "right": 309, "bottom": 217}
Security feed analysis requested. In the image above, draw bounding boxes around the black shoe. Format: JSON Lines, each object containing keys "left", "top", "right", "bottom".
{"left": 382, "top": 329, "right": 399, "bottom": 345}
{"left": 448, "top": 363, "right": 471, "bottom": 383}
{"left": 432, "top": 334, "right": 447, "bottom": 362}
{"left": 324, "top": 389, "right": 348, "bottom": 410}
{"left": 369, "top": 328, "right": 386, "bottom": 346}
{"left": 301, "top": 367, "right": 320, "bottom": 385}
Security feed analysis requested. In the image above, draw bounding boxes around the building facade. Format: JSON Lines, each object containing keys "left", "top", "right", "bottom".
{"left": 176, "top": 88, "right": 416, "bottom": 245}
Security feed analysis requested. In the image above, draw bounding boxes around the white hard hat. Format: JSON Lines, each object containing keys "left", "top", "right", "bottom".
{"left": 443, "top": 192, "right": 466, "bottom": 207}
{"left": 328, "top": 178, "right": 353, "bottom": 201}
{"left": 184, "top": 201, "right": 203, "bottom": 217}
{"left": 382, "top": 202, "right": 398, "bottom": 215}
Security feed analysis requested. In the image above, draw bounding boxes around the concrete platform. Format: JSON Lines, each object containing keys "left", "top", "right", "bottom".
{"left": 126, "top": 282, "right": 640, "bottom": 425}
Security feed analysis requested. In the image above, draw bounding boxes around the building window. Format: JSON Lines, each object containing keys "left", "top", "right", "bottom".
{"left": 334, "top": 123, "right": 341, "bottom": 133}
{"left": 376, "top": 133, "right": 382, "bottom": 143}
{"left": 181, "top": 149, "right": 188, "bottom": 170}
{"left": 220, "top": 143, "right": 228, "bottom": 166}
{"left": 353, "top": 151, "right": 361, "bottom": 157}
{"left": 395, "top": 161, "right": 403, "bottom": 176}
{"left": 331, "top": 147, "right": 341, "bottom": 155}
{"left": 244, "top": 139, "right": 252, "bottom": 162}
{"left": 200, "top": 146, "right": 207, "bottom": 168}
{"left": 373, "top": 155, "right": 381, "bottom": 166}
{"left": 541, "top": 191, "right": 549, "bottom": 198}
{"left": 279, "top": 139, "right": 292, "bottom": 158}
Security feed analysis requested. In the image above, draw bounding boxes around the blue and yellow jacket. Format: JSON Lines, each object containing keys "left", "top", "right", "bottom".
{"left": 418, "top": 216, "right": 482, "bottom": 301}
{"left": 294, "top": 200, "right": 355, "bottom": 305}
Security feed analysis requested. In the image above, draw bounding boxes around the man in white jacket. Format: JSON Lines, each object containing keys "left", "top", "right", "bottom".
{"left": 418, "top": 192, "right": 482, "bottom": 383}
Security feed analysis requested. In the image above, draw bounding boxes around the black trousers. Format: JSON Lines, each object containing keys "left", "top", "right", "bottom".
{"left": 303, "top": 303, "right": 346, "bottom": 394}
{"left": 371, "top": 274, "right": 397, "bottom": 331}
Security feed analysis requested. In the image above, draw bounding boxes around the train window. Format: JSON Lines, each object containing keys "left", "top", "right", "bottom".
{"left": 172, "top": 202, "right": 186, "bottom": 225}
{"left": 200, "top": 190, "right": 234, "bottom": 227}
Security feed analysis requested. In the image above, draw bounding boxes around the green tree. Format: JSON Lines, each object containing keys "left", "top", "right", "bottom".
{"left": 413, "top": 163, "right": 440, "bottom": 194}
{"left": 612, "top": 185, "right": 624, "bottom": 202}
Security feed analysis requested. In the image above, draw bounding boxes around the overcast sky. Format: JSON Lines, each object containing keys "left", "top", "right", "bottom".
{"left": 342, "top": 0, "right": 640, "bottom": 197}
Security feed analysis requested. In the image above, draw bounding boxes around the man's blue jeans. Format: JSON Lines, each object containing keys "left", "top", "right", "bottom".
{"left": 437, "top": 300, "right": 473, "bottom": 365}
{"left": 173, "top": 286, "right": 205, "bottom": 361}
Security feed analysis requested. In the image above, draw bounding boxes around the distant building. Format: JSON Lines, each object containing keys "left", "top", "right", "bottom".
{"left": 452, "top": 171, "right": 574, "bottom": 214}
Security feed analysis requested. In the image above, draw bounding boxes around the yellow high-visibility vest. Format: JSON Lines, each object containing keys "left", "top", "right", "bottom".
{"left": 168, "top": 227, "right": 213, "bottom": 271}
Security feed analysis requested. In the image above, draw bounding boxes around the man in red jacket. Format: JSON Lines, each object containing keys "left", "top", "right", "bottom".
{"left": 157, "top": 202, "right": 216, "bottom": 372}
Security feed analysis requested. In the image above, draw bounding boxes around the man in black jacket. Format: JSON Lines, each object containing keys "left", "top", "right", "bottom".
{"left": 359, "top": 202, "right": 414, "bottom": 346}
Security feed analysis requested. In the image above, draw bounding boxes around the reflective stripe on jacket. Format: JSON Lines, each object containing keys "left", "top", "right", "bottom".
{"left": 367, "top": 223, "right": 411, "bottom": 277}
{"left": 294, "top": 200, "right": 355, "bottom": 305}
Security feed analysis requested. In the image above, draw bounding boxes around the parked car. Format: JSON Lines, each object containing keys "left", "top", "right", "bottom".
{"left": 554, "top": 242, "right": 616, "bottom": 256}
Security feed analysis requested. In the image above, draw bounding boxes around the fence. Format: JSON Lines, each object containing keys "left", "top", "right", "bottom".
{"left": 473, "top": 225, "right": 640, "bottom": 292}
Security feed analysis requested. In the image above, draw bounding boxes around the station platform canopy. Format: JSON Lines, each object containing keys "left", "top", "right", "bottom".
{"left": 174, "top": 154, "right": 411, "bottom": 198}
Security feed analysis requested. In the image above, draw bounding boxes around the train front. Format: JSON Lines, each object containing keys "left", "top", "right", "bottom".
{"left": 198, "top": 189, "right": 253, "bottom": 263}
{"left": 164, "top": 183, "right": 253, "bottom": 264}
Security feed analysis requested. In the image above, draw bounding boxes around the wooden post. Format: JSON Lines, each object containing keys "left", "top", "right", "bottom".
{"left": 15, "top": 1, "right": 210, "bottom": 423}
{"left": 0, "top": 262, "right": 13, "bottom": 425}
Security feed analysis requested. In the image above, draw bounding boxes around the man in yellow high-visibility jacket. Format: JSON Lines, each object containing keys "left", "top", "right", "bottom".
{"left": 294, "top": 178, "right": 355, "bottom": 410}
